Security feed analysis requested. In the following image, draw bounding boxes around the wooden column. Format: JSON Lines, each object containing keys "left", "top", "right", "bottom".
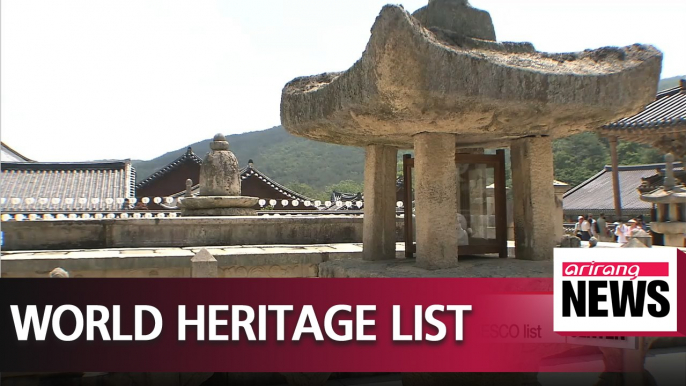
{"left": 495, "top": 150, "right": 508, "bottom": 259}
{"left": 609, "top": 136, "right": 623, "bottom": 220}
{"left": 403, "top": 154, "right": 414, "bottom": 258}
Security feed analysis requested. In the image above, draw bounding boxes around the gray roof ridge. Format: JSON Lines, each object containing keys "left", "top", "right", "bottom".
{"left": 242, "top": 163, "right": 315, "bottom": 201}
{"left": 135, "top": 147, "right": 203, "bottom": 189}
{"left": 2, "top": 160, "right": 130, "bottom": 171}
{"left": 563, "top": 168, "right": 609, "bottom": 198}
{"left": 1, "top": 141, "right": 36, "bottom": 162}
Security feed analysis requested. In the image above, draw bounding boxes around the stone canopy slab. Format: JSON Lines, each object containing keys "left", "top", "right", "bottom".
{"left": 280, "top": 3, "right": 662, "bottom": 149}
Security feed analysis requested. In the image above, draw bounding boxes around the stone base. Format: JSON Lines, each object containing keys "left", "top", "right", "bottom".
{"left": 181, "top": 207, "right": 256, "bottom": 216}
{"left": 319, "top": 256, "right": 553, "bottom": 278}
{"left": 179, "top": 195, "right": 259, "bottom": 209}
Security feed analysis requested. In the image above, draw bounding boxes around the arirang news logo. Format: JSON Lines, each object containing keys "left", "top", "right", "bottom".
{"left": 553, "top": 248, "right": 685, "bottom": 336}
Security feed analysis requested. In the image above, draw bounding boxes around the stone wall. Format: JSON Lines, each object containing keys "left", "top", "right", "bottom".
{"left": 1, "top": 247, "right": 330, "bottom": 278}
{"left": 1, "top": 216, "right": 406, "bottom": 251}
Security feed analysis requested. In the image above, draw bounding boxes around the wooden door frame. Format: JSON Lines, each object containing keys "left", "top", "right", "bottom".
{"left": 403, "top": 150, "right": 508, "bottom": 259}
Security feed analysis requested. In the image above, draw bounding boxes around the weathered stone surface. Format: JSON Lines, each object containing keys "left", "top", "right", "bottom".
{"left": 181, "top": 207, "right": 256, "bottom": 216}
{"left": 1, "top": 216, "right": 406, "bottom": 251}
{"left": 553, "top": 181, "right": 571, "bottom": 243}
{"left": 362, "top": 144, "right": 398, "bottom": 261}
{"left": 179, "top": 134, "right": 259, "bottom": 217}
{"left": 512, "top": 137, "right": 556, "bottom": 260}
{"left": 413, "top": 0, "right": 496, "bottom": 41}
{"left": 191, "top": 248, "right": 218, "bottom": 278}
{"left": 622, "top": 238, "right": 649, "bottom": 248}
{"left": 200, "top": 134, "right": 241, "bottom": 196}
{"left": 414, "top": 133, "right": 458, "bottom": 269}
{"left": 559, "top": 235, "right": 581, "bottom": 248}
{"left": 2, "top": 243, "right": 347, "bottom": 278}
{"left": 629, "top": 229, "right": 653, "bottom": 247}
{"left": 319, "top": 256, "right": 553, "bottom": 278}
{"left": 281, "top": 5, "right": 661, "bottom": 149}
{"left": 641, "top": 154, "right": 686, "bottom": 247}
{"left": 179, "top": 196, "right": 259, "bottom": 209}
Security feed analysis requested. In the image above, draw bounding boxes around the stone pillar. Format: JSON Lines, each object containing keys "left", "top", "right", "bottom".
{"left": 191, "top": 248, "right": 218, "bottom": 278}
{"left": 663, "top": 233, "right": 685, "bottom": 247}
{"left": 609, "top": 136, "right": 623, "bottom": 220}
{"left": 363, "top": 144, "right": 398, "bottom": 261}
{"left": 414, "top": 133, "right": 458, "bottom": 269}
{"left": 511, "top": 136, "right": 556, "bottom": 260}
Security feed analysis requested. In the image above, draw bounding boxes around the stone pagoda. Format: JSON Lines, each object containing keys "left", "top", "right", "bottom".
{"left": 280, "top": 0, "right": 662, "bottom": 268}
{"left": 179, "top": 134, "right": 259, "bottom": 216}
{"left": 640, "top": 154, "right": 686, "bottom": 247}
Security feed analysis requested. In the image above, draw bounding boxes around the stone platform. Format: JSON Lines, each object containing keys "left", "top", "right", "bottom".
{"left": 3, "top": 240, "right": 679, "bottom": 279}
{"left": 319, "top": 254, "right": 553, "bottom": 278}
{"left": 0, "top": 243, "right": 381, "bottom": 278}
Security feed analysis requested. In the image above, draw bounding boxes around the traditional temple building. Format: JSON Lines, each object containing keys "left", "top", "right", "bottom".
{"left": 1, "top": 160, "right": 136, "bottom": 213}
{"left": 135, "top": 147, "right": 203, "bottom": 205}
{"left": 329, "top": 177, "right": 405, "bottom": 210}
{"left": 562, "top": 162, "right": 684, "bottom": 221}
{"left": 158, "top": 160, "right": 315, "bottom": 211}
{"left": 596, "top": 79, "right": 686, "bottom": 218}
{"left": 135, "top": 146, "right": 314, "bottom": 210}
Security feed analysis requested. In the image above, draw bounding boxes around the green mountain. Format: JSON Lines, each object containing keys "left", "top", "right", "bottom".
{"left": 133, "top": 126, "right": 368, "bottom": 195}
{"left": 134, "top": 76, "right": 683, "bottom": 195}
{"left": 658, "top": 75, "right": 684, "bottom": 90}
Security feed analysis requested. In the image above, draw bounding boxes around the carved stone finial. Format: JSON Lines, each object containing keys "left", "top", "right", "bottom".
{"left": 200, "top": 134, "right": 240, "bottom": 196}
{"left": 185, "top": 179, "right": 193, "bottom": 197}
{"left": 416, "top": 0, "right": 495, "bottom": 41}
{"left": 664, "top": 153, "right": 675, "bottom": 190}
{"left": 209, "top": 133, "right": 230, "bottom": 151}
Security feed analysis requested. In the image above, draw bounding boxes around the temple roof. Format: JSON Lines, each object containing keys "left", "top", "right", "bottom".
{"left": 135, "top": 147, "right": 202, "bottom": 190}
{"left": 1, "top": 142, "right": 35, "bottom": 162}
{"left": 600, "top": 80, "right": 686, "bottom": 132}
{"left": 1, "top": 161, "right": 136, "bottom": 211}
{"left": 563, "top": 162, "right": 684, "bottom": 214}
{"left": 240, "top": 163, "right": 314, "bottom": 202}
{"left": 166, "top": 162, "right": 314, "bottom": 202}
{"left": 638, "top": 168, "right": 686, "bottom": 194}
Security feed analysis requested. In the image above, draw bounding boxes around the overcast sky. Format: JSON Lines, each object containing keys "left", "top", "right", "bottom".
{"left": 1, "top": 0, "right": 684, "bottom": 162}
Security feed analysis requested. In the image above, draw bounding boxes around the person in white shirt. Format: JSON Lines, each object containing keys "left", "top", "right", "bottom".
{"left": 574, "top": 216, "right": 592, "bottom": 241}
{"left": 615, "top": 221, "right": 631, "bottom": 244}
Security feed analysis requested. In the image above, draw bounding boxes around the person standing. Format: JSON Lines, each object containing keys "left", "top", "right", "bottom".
{"left": 615, "top": 221, "right": 630, "bottom": 244}
{"left": 636, "top": 215, "right": 648, "bottom": 231}
{"left": 588, "top": 214, "right": 599, "bottom": 238}
{"left": 575, "top": 216, "right": 592, "bottom": 241}
{"left": 574, "top": 216, "right": 584, "bottom": 239}
{"left": 597, "top": 213, "right": 608, "bottom": 242}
